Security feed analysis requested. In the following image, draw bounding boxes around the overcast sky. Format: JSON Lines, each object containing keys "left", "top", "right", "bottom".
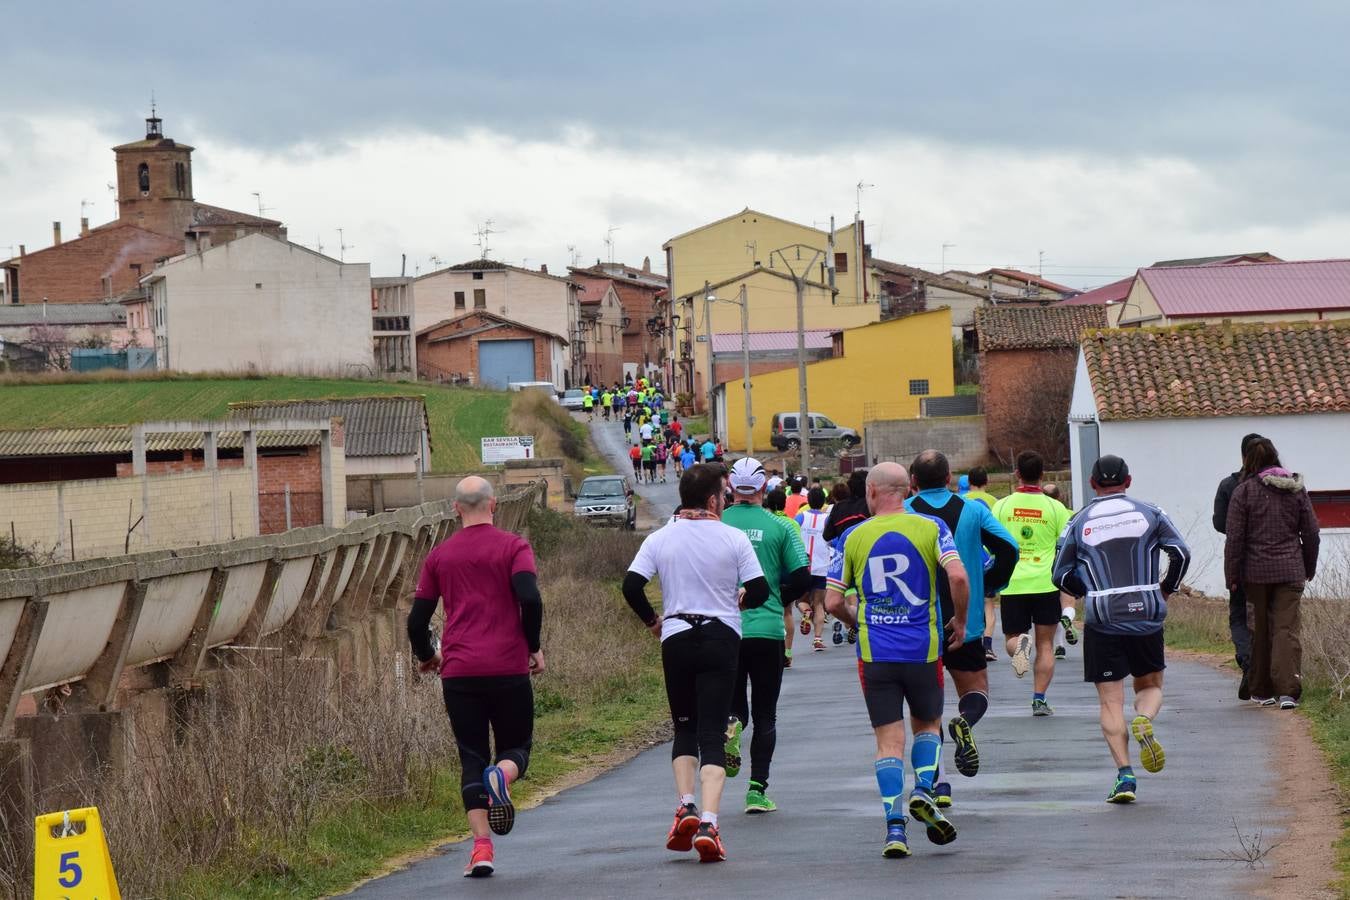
{"left": 3, "top": 1, "right": 1348, "bottom": 287}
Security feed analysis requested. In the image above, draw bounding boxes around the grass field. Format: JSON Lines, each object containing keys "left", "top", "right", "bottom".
{"left": 0, "top": 375, "right": 510, "bottom": 472}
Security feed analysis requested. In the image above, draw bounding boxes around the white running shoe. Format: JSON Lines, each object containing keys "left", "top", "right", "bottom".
{"left": 1010, "top": 634, "right": 1031, "bottom": 678}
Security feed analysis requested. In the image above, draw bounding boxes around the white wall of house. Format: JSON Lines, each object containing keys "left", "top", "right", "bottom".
{"left": 1069, "top": 412, "right": 1350, "bottom": 598}
{"left": 149, "top": 233, "right": 373, "bottom": 374}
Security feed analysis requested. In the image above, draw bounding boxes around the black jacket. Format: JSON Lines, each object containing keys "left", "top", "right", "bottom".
{"left": 1213, "top": 471, "right": 1240, "bottom": 534}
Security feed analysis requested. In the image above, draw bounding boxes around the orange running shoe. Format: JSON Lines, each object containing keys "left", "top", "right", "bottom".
{"left": 693, "top": 822, "right": 726, "bottom": 863}
{"left": 463, "top": 841, "right": 494, "bottom": 878}
{"left": 665, "top": 802, "right": 700, "bottom": 852}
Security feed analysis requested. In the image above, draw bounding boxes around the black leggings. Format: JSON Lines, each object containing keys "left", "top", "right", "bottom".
{"left": 733, "top": 637, "right": 785, "bottom": 785}
{"left": 442, "top": 675, "right": 534, "bottom": 812}
{"left": 661, "top": 620, "right": 740, "bottom": 767}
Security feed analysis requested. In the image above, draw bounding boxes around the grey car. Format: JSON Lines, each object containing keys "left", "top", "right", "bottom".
{"left": 768, "top": 411, "right": 860, "bottom": 451}
{"left": 572, "top": 475, "right": 636, "bottom": 529}
{"left": 561, "top": 388, "right": 588, "bottom": 411}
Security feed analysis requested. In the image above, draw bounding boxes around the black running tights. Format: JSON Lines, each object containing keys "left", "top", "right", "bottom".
{"left": 662, "top": 620, "right": 740, "bottom": 768}
{"left": 442, "top": 675, "right": 534, "bottom": 811}
{"left": 733, "top": 637, "right": 785, "bottom": 786}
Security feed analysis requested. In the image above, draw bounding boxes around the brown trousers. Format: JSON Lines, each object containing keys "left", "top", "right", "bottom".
{"left": 1244, "top": 581, "right": 1304, "bottom": 700}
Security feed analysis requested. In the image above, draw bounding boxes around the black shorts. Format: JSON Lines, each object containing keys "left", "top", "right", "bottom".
{"left": 857, "top": 660, "right": 944, "bottom": 727}
{"left": 943, "top": 638, "right": 988, "bottom": 673}
{"left": 1001, "top": 590, "right": 1062, "bottom": 635}
{"left": 810, "top": 575, "right": 827, "bottom": 591}
{"left": 643, "top": 460, "right": 656, "bottom": 471}
{"left": 1083, "top": 626, "right": 1165, "bottom": 683}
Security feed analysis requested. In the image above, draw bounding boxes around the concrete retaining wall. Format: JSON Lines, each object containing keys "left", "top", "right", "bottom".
{"left": 864, "top": 415, "right": 989, "bottom": 471}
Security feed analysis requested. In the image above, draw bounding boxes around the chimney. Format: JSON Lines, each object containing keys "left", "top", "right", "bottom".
{"left": 18, "top": 245, "right": 24, "bottom": 257}
{"left": 52, "top": 222, "right": 62, "bottom": 246}
{"left": 539, "top": 264, "right": 548, "bottom": 274}
{"left": 643, "top": 256, "right": 651, "bottom": 273}
{"left": 80, "top": 217, "right": 90, "bottom": 237}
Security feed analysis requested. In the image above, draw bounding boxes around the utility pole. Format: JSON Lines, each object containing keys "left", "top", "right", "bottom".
{"left": 702, "top": 281, "right": 717, "bottom": 442}
{"left": 771, "top": 244, "right": 824, "bottom": 479}
{"left": 738, "top": 284, "right": 754, "bottom": 455}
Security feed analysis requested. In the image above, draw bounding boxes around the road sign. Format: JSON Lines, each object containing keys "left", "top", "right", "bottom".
{"left": 34, "top": 807, "right": 121, "bottom": 900}
{"left": 481, "top": 436, "right": 535, "bottom": 465}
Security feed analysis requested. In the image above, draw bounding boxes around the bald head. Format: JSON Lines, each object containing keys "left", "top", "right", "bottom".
{"left": 454, "top": 476, "right": 495, "bottom": 511}
{"left": 866, "top": 462, "right": 910, "bottom": 514}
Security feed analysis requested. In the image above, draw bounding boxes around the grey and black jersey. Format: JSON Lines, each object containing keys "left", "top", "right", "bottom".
{"left": 1052, "top": 494, "right": 1191, "bottom": 635}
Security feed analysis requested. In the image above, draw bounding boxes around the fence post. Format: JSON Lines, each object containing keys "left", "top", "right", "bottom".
{"left": 284, "top": 484, "right": 293, "bottom": 532}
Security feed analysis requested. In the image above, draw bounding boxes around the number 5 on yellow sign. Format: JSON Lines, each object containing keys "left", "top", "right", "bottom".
{"left": 34, "top": 807, "right": 120, "bottom": 900}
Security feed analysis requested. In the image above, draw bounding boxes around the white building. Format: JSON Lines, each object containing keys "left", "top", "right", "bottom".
{"left": 1068, "top": 320, "right": 1350, "bottom": 597}
{"left": 137, "top": 232, "right": 373, "bottom": 374}
{"left": 413, "top": 259, "right": 580, "bottom": 386}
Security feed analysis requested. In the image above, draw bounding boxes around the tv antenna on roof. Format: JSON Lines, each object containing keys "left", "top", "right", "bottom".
{"left": 567, "top": 244, "right": 580, "bottom": 267}
{"left": 604, "top": 225, "right": 621, "bottom": 264}
{"left": 475, "top": 220, "right": 500, "bottom": 259}
{"left": 430, "top": 254, "right": 442, "bottom": 269}
{"left": 855, "top": 180, "right": 874, "bottom": 219}
{"left": 315, "top": 234, "right": 324, "bottom": 254}
{"left": 250, "top": 192, "right": 274, "bottom": 218}
{"left": 337, "top": 228, "right": 354, "bottom": 262}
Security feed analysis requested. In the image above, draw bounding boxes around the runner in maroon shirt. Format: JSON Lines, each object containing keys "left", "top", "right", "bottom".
{"left": 407, "top": 475, "right": 545, "bottom": 878}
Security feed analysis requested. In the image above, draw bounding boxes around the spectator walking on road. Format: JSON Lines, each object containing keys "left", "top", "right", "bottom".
{"left": 1212, "top": 432, "right": 1263, "bottom": 698}
{"left": 406, "top": 476, "right": 545, "bottom": 878}
{"left": 623, "top": 465, "right": 770, "bottom": 863}
{"left": 1223, "top": 437, "right": 1320, "bottom": 710}
{"left": 1053, "top": 455, "right": 1190, "bottom": 804}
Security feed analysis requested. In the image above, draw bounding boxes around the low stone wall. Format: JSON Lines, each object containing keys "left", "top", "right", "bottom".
{"left": 864, "top": 415, "right": 989, "bottom": 471}
{"left": 345, "top": 459, "right": 565, "bottom": 514}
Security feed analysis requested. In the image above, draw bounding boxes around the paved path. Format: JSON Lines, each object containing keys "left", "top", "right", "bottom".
{"left": 588, "top": 416, "right": 682, "bottom": 527}
{"left": 346, "top": 421, "right": 1289, "bottom": 898}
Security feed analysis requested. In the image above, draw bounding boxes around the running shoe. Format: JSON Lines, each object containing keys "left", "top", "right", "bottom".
{"left": 882, "top": 820, "right": 911, "bottom": 858}
{"left": 665, "top": 802, "right": 700, "bottom": 852}
{"left": 1010, "top": 634, "right": 1031, "bottom": 678}
{"left": 745, "top": 782, "right": 777, "bottom": 814}
{"left": 934, "top": 782, "right": 953, "bottom": 809}
{"left": 693, "top": 822, "right": 726, "bottom": 863}
{"left": 783, "top": 653, "right": 793, "bottom": 669}
{"left": 799, "top": 615, "right": 811, "bottom": 636}
{"left": 1106, "top": 776, "right": 1137, "bottom": 804}
{"left": 1238, "top": 669, "right": 1251, "bottom": 701}
{"left": 463, "top": 842, "right": 495, "bottom": 878}
{"left": 948, "top": 715, "right": 980, "bottom": 777}
{"left": 1060, "top": 614, "right": 1079, "bottom": 645}
{"left": 983, "top": 637, "right": 996, "bottom": 662}
{"left": 1254, "top": 696, "right": 1276, "bottom": 707}
{"left": 832, "top": 621, "right": 845, "bottom": 646}
{"left": 813, "top": 638, "right": 825, "bottom": 652}
{"left": 1054, "top": 645, "right": 1066, "bottom": 660}
{"left": 1279, "top": 695, "right": 1299, "bottom": 710}
{"left": 907, "top": 786, "right": 957, "bottom": 845}
{"left": 847, "top": 627, "right": 858, "bottom": 645}
{"left": 1031, "top": 698, "right": 1054, "bottom": 717}
{"left": 483, "top": 765, "right": 515, "bottom": 836}
{"left": 1131, "top": 715, "right": 1165, "bottom": 773}
{"left": 724, "top": 717, "right": 743, "bottom": 777}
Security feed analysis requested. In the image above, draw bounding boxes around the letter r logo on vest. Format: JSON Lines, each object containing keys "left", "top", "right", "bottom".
{"left": 866, "top": 549, "right": 928, "bottom": 607}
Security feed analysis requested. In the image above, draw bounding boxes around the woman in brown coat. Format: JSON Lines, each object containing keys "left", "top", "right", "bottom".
{"left": 1223, "top": 438, "right": 1320, "bottom": 709}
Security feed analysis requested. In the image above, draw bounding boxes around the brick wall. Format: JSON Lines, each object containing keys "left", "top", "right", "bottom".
{"left": 12, "top": 225, "right": 184, "bottom": 303}
{"left": 864, "top": 415, "right": 988, "bottom": 471}
{"left": 417, "top": 313, "right": 552, "bottom": 383}
{"left": 981, "top": 348, "right": 1077, "bottom": 465}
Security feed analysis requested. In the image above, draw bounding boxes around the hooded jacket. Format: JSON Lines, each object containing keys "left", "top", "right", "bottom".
{"left": 1223, "top": 468, "right": 1320, "bottom": 587}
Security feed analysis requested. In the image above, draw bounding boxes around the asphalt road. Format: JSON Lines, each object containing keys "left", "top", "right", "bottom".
{"left": 344, "top": 419, "right": 1289, "bottom": 898}
{"left": 588, "top": 415, "right": 683, "bottom": 527}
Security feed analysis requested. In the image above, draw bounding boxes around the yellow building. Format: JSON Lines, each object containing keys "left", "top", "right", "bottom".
{"left": 662, "top": 208, "right": 879, "bottom": 406}
{"left": 714, "top": 307, "right": 954, "bottom": 452}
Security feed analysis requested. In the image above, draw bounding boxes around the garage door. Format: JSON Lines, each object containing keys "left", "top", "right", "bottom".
{"left": 478, "top": 339, "right": 536, "bottom": 388}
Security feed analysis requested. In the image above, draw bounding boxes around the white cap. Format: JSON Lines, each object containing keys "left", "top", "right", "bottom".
{"left": 729, "top": 457, "right": 767, "bottom": 494}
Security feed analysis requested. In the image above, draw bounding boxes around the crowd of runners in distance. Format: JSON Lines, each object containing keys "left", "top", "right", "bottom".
{"left": 405, "top": 421, "right": 1319, "bottom": 876}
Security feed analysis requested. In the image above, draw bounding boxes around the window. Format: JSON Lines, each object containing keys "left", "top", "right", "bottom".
{"left": 1310, "top": 490, "right": 1350, "bottom": 528}
{"left": 834, "top": 252, "right": 849, "bottom": 274}
{"left": 473, "top": 289, "right": 486, "bottom": 309}
{"left": 472, "top": 272, "right": 484, "bottom": 280}
{"left": 814, "top": 416, "right": 836, "bottom": 429}
{"left": 138, "top": 163, "right": 150, "bottom": 193}
{"left": 255, "top": 283, "right": 263, "bottom": 289}
{"left": 454, "top": 290, "right": 466, "bottom": 309}
{"left": 908, "top": 379, "right": 930, "bottom": 396}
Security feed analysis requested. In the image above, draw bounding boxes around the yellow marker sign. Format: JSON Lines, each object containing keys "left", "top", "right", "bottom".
{"left": 34, "top": 807, "right": 121, "bottom": 900}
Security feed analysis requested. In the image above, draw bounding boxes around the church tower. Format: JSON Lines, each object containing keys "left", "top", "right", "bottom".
{"left": 114, "top": 109, "right": 196, "bottom": 239}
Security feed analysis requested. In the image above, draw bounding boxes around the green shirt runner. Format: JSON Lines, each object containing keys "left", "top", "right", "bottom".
{"left": 991, "top": 489, "right": 1069, "bottom": 594}
{"left": 721, "top": 503, "right": 810, "bottom": 639}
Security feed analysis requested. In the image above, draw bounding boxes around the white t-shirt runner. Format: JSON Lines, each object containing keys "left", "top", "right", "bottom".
{"left": 628, "top": 518, "right": 764, "bottom": 641}
{"left": 795, "top": 507, "right": 831, "bottom": 576}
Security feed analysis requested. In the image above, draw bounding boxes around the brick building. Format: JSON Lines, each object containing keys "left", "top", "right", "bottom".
{"left": 975, "top": 304, "right": 1106, "bottom": 464}
{"left": 569, "top": 276, "right": 628, "bottom": 386}
{"left": 2, "top": 111, "right": 285, "bottom": 306}
{"left": 569, "top": 259, "right": 667, "bottom": 383}
{"left": 416, "top": 311, "right": 568, "bottom": 388}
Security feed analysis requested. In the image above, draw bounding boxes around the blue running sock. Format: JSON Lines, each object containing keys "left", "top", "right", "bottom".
{"left": 1033, "top": 692, "right": 1046, "bottom": 703}
{"left": 911, "top": 733, "right": 942, "bottom": 791}
{"left": 874, "top": 757, "right": 904, "bottom": 822}
{"left": 1118, "top": 765, "right": 1135, "bottom": 780}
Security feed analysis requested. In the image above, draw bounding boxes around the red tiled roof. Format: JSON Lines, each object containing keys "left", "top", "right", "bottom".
{"left": 981, "top": 268, "right": 1076, "bottom": 295}
{"left": 710, "top": 330, "right": 833, "bottom": 353}
{"left": 975, "top": 305, "right": 1107, "bottom": 351}
{"left": 1082, "top": 320, "right": 1350, "bottom": 421}
{"left": 573, "top": 276, "right": 616, "bottom": 306}
{"left": 1139, "top": 258, "right": 1350, "bottom": 318}
{"left": 1058, "top": 276, "right": 1133, "bottom": 307}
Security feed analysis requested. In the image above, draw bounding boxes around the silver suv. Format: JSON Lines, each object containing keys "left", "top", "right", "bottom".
{"left": 572, "top": 475, "right": 637, "bottom": 529}
{"left": 769, "top": 411, "right": 860, "bottom": 451}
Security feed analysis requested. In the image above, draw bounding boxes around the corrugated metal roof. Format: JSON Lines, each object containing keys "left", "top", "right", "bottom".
{"left": 1139, "top": 259, "right": 1350, "bottom": 318}
{"left": 0, "top": 303, "right": 126, "bottom": 326}
{"left": 0, "top": 426, "right": 320, "bottom": 458}
{"left": 228, "top": 396, "right": 428, "bottom": 457}
{"left": 1058, "top": 276, "right": 1133, "bottom": 307}
{"left": 711, "top": 330, "right": 833, "bottom": 353}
